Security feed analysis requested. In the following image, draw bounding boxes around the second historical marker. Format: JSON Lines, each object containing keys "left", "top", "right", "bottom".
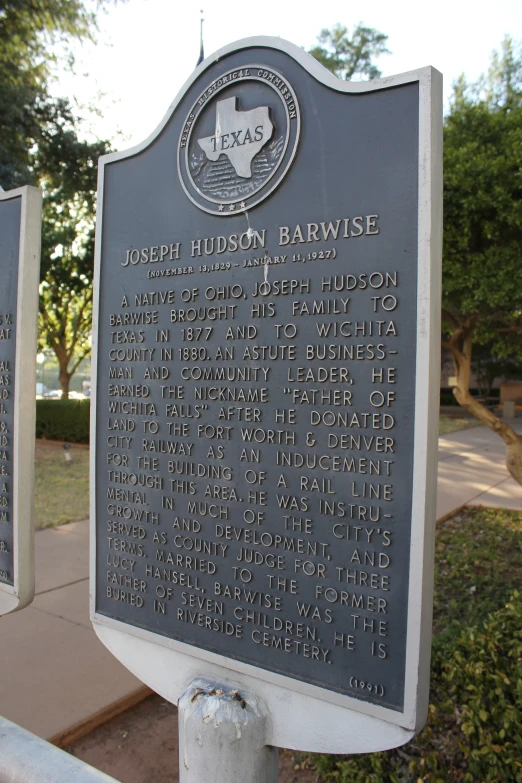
{"left": 0, "top": 186, "right": 41, "bottom": 616}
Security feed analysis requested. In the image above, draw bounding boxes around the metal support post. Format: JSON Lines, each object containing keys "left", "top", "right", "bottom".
{"left": 179, "top": 679, "right": 279, "bottom": 783}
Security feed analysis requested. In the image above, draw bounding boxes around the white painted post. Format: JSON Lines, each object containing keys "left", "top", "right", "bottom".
{"left": 503, "top": 400, "right": 516, "bottom": 419}
{"left": 178, "top": 679, "right": 279, "bottom": 783}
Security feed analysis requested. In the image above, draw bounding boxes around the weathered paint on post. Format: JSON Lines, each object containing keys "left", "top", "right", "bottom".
{"left": 179, "top": 679, "right": 278, "bottom": 783}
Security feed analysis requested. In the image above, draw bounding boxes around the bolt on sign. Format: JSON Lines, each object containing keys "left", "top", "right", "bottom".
{"left": 91, "top": 38, "right": 442, "bottom": 752}
{"left": 0, "top": 186, "right": 41, "bottom": 616}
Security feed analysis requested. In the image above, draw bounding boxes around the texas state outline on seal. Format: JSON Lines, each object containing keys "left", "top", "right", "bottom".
{"left": 197, "top": 96, "right": 274, "bottom": 179}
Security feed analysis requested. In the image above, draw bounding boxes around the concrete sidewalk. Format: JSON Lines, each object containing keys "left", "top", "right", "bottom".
{"left": 0, "top": 520, "right": 148, "bottom": 745}
{"left": 436, "top": 422, "right": 522, "bottom": 519}
{"left": 1, "top": 424, "right": 521, "bottom": 744}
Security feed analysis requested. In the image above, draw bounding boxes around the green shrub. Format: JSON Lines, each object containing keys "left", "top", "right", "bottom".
{"left": 311, "top": 592, "right": 522, "bottom": 782}
{"left": 440, "top": 388, "right": 459, "bottom": 406}
{"left": 36, "top": 399, "right": 90, "bottom": 443}
{"left": 309, "top": 509, "right": 522, "bottom": 783}
{"left": 437, "top": 591, "right": 522, "bottom": 782}
{"left": 439, "top": 388, "right": 500, "bottom": 407}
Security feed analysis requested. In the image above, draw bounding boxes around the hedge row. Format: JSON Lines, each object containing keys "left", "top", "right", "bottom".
{"left": 307, "top": 507, "right": 522, "bottom": 783}
{"left": 36, "top": 399, "right": 90, "bottom": 443}
{"left": 440, "top": 388, "right": 501, "bottom": 406}
{"left": 310, "top": 591, "right": 522, "bottom": 782}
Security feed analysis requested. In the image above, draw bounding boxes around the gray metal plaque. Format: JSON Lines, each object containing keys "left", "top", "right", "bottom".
{"left": 0, "top": 196, "right": 21, "bottom": 586}
{"left": 0, "top": 187, "right": 41, "bottom": 615}
{"left": 92, "top": 38, "right": 442, "bottom": 737}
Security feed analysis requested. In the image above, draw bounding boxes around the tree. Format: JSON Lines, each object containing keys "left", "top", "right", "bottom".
{"left": 309, "top": 23, "right": 390, "bottom": 81}
{"left": 0, "top": 0, "right": 103, "bottom": 188}
{"left": 36, "top": 109, "right": 110, "bottom": 398}
{"left": 442, "top": 37, "right": 522, "bottom": 483}
{"left": 0, "top": 0, "right": 116, "bottom": 395}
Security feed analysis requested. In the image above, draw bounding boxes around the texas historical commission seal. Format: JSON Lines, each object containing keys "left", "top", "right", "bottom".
{"left": 178, "top": 66, "right": 300, "bottom": 215}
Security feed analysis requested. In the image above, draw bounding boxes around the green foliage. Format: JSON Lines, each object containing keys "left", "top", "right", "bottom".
{"left": 437, "top": 594, "right": 522, "bottom": 782}
{"left": 36, "top": 398, "right": 90, "bottom": 443}
{"left": 443, "top": 37, "right": 522, "bottom": 355}
{"left": 440, "top": 388, "right": 500, "bottom": 406}
{"left": 0, "top": 0, "right": 101, "bottom": 188}
{"left": 483, "top": 37, "right": 522, "bottom": 109}
{"left": 443, "top": 100, "right": 522, "bottom": 353}
{"left": 440, "top": 389, "right": 459, "bottom": 406}
{"left": 37, "top": 105, "right": 107, "bottom": 290}
{"left": 404, "top": 592, "right": 522, "bottom": 783}
{"left": 1, "top": 0, "right": 116, "bottom": 392}
{"left": 441, "top": 38, "right": 522, "bottom": 481}
{"left": 309, "top": 23, "right": 389, "bottom": 81}
{"left": 36, "top": 112, "right": 110, "bottom": 395}
{"left": 471, "top": 344, "right": 522, "bottom": 398}
{"left": 307, "top": 508, "right": 522, "bottom": 782}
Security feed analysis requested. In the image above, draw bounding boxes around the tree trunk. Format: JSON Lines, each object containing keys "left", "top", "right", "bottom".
{"left": 448, "top": 330, "right": 522, "bottom": 486}
{"left": 57, "top": 356, "right": 71, "bottom": 400}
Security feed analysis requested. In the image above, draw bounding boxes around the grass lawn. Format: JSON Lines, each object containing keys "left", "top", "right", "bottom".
{"left": 439, "top": 413, "right": 484, "bottom": 436}
{"left": 35, "top": 440, "right": 89, "bottom": 529}
{"left": 433, "top": 506, "right": 522, "bottom": 636}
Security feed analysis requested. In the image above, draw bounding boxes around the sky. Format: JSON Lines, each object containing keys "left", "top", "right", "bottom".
{"left": 52, "top": 0, "right": 522, "bottom": 147}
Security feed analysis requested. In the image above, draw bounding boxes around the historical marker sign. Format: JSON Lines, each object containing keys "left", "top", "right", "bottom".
{"left": 0, "top": 186, "right": 41, "bottom": 616}
{"left": 91, "top": 38, "right": 442, "bottom": 752}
